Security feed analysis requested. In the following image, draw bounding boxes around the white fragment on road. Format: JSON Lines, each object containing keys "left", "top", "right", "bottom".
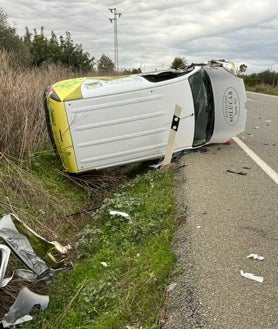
{"left": 240, "top": 270, "right": 264, "bottom": 283}
{"left": 167, "top": 283, "right": 177, "bottom": 292}
{"left": 109, "top": 211, "right": 130, "bottom": 218}
{"left": 247, "top": 254, "right": 264, "bottom": 261}
{"left": 197, "top": 225, "right": 202, "bottom": 229}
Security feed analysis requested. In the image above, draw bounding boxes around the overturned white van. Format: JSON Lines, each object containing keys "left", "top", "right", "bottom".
{"left": 44, "top": 60, "right": 247, "bottom": 173}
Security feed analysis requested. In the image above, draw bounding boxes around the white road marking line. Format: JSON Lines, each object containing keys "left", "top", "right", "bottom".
{"left": 233, "top": 137, "right": 278, "bottom": 185}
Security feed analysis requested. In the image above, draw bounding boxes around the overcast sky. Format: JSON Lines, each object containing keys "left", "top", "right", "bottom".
{"left": 2, "top": 0, "right": 278, "bottom": 73}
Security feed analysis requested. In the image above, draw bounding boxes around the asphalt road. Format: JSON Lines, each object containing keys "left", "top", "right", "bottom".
{"left": 162, "top": 92, "right": 278, "bottom": 329}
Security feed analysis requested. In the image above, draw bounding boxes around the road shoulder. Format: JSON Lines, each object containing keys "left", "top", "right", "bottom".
{"left": 162, "top": 143, "right": 278, "bottom": 329}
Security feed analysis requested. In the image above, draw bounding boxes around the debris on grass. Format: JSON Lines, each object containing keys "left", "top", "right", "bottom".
{"left": 166, "top": 283, "right": 177, "bottom": 292}
{"left": 149, "top": 162, "right": 162, "bottom": 169}
{"left": 0, "top": 244, "right": 12, "bottom": 288}
{"left": 0, "top": 214, "right": 72, "bottom": 282}
{"left": 109, "top": 210, "right": 130, "bottom": 218}
{"left": 1, "top": 287, "right": 49, "bottom": 328}
{"left": 0, "top": 213, "right": 73, "bottom": 326}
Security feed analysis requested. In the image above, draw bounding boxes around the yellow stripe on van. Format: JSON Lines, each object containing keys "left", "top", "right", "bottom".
{"left": 47, "top": 97, "right": 78, "bottom": 173}
{"left": 52, "top": 78, "right": 86, "bottom": 101}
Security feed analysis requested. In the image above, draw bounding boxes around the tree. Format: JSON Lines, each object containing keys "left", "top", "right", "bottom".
{"left": 1, "top": 8, "right": 94, "bottom": 71}
{"left": 0, "top": 8, "right": 31, "bottom": 66}
{"left": 48, "top": 31, "right": 62, "bottom": 64}
{"left": 59, "top": 31, "right": 95, "bottom": 71}
{"left": 97, "top": 54, "right": 114, "bottom": 74}
{"left": 171, "top": 57, "right": 187, "bottom": 70}
{"left": 23, "top": 28, "right": 95, "bottom": 71}
{"left": 28, "top": 27, "right": 49, "bottom": 66}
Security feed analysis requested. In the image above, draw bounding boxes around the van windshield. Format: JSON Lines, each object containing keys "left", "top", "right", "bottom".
{"left": 189, "top": 69, "right": 214, "bottom": 147}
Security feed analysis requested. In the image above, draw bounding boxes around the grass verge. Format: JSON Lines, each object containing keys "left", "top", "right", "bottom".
{"left": 12, "top": 164, "right": 177, "bottom": 329}
{"left": 246, "top": 84, "right": 278, "bottom": 96}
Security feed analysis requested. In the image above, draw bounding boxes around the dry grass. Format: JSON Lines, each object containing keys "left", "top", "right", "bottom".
{"left": 0, "top": 50, "right": 82, "bottom": 164}
{"left": 0, "top": 153, "right": 80, "bottom": 240}
{"left": 0, "top": 50, "right": 96, "bottom": 236}
{"left": 246, "top": 83, "right": 278, "bottom": 96}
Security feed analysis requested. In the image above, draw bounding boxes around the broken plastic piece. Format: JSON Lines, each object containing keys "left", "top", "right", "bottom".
{"left": 13, "top": 269, "right": 38, "bottom": 280}
{"left": 1, "top": 287, "right": 49, "bottom": 328}
{"left": 149, "top": 162, "right": 162, "bottom": 169}
{"left": 166, "top": 283, "right": 177, "bottom": 292}
{"left": 226, "top": 169, "right": 247, "bottom": 176}
{"left": 100, "top": 262, "right": 108, "bottom": 267}
{"left": 50, "top": 241, "right": 72, "bottom": 254}
{"left": 0, "top": 214, "right": 72, "bottom": 282}
{"left": 2, "top": 315, "right": 33, "bottom": 328}
{"left": 0, "top": 244, "right": 13, "bottom": 288}
{"left": 240, "top": 270, "right": 264, "bottom": 283}
{"left": 109, "top": 211, "right": 130, "bottom": 218}
{"left": 247, "top": 254, "right": 264, "bottom": 261}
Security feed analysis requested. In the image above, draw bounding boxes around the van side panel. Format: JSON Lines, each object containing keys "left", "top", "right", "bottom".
{"left": 64, "top": 80, "right": 194, "bottom": 171}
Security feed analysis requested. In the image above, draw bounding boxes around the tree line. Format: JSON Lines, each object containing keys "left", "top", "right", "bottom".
{"left": 0, "top": 8, "right": 187, "bottom": 74}
{"left": 243, "top": 70, "right": 278, "bottom": 88}
{"left": 3, "top": 7, "right": 277, "bottom": 81}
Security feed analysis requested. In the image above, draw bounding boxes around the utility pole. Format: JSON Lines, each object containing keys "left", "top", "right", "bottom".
{"left": 109, "top": 8, "right": 121, "bottom": 72}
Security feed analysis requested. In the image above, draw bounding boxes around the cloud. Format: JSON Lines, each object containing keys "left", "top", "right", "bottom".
{"left": 2, "top": 0, "right": 278, "bottom": 72}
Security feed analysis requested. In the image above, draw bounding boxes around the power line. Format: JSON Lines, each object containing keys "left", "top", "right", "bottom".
{"left": 109, "top": 8, "right": 121, "bottom": 71}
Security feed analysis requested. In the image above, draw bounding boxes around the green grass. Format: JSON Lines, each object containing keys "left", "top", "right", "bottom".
{"left": 24, "top": 168, "right": 177, "bottom": 329}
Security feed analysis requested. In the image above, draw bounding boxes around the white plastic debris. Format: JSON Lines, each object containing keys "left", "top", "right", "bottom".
{"left": 240, "top": 270, "right": 264, "bottom": 283}
{"left": 0, "top": 244, "right": 13, "bottom": 288}
{"left": 109, "top": 211, "right": 130, "bottom": 218}
{"left": 166, "top": 283, "right": 177, "bottom": 292}
{"left": 100, "top": 262, "right": 108, "bottom": 267}
{"left": 149, "top": 162, "right": 162, "bottom": 169}
{"left": 2, "top": 315, "right": 33, "bottom": 328}
{"left": 247, "top": 254, "right": 264, "bottom": 261}
{"left": 50, "top": 241, "right": 72, "bottom": 254}
{"left": 1, "top": 287, "right": 49, "bottom": 328}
